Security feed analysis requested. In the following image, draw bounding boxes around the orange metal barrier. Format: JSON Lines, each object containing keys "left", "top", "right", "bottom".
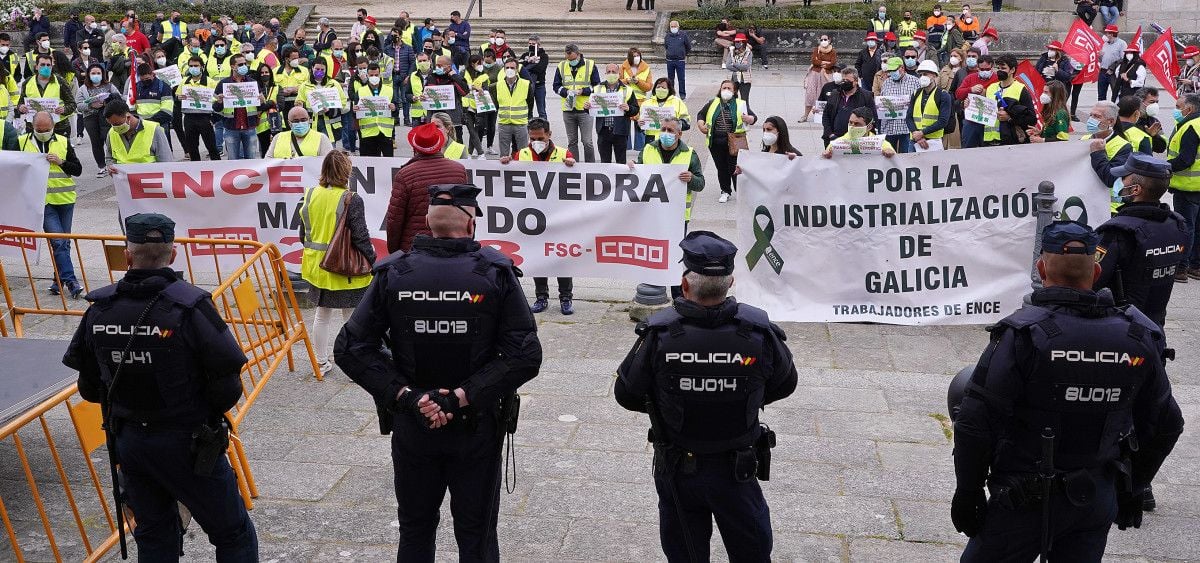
{"left": 0, "top": 385, "right": 122, "bottom": 562}
{"left": 0, "top": 233, "right": 322, "bottom": 513}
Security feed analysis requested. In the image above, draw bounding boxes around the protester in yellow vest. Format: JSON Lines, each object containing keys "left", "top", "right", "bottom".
{"left": 353, "top": 63, "right": 396, "bottom": 157}
{"left": 430, "top": 112, "right": 467, "bottom": 160}
{"left": 1166, "top": 93, "right": 1200, "bottom": 279}
{"left": 18, "top": 53, "right": 77, "bottom": 137}
{"left": 906, "top": 60, "right": 952, "bottom": 151}
{"left": 206, "top": 37, "right": 236, "bottom": 80}
{"left": 178, "top": 56, "right": 220, "bottom": 161}
{"left": 553, "top": 45, "right": 600, "bottom": 162}
{"left": 268, "top": 106, "right": 333, "bottom": 158}
{"left": 298, "top": 59, "right": 347, "bottom": 143}
{"left": 697, "top": 79, "right": 756, "bottom": 203}
{"left": 638, "top": 77, "right": 690, "bottom": 143}
{"left": 405, "top": 54, "right": 433, "bottom": 123}
{"left": 23, "top": 112, "right": 84, "bottom": 297}
{"left": 982, "top": 55, "right": 1037, "bottom": 146}
{"left": 897, "top": 11, "right": 919, "bottom": 48}
{"left": 1114, "top": 96, "right": 1153, "bottom": 155}
{"left": 636, "top": 116, "right": 705, "bottom": 225}
{"left": 298, "top": 150, "right": 377, "bottom": 375}
{"left": 177, "top": 37, "right": 207, "bottom": 68}
{"left": 276, "top": 48, "right": 312, "bottom": 112}
{"left": 589, "top": 64, "right": 640, "bottom": 164}
{"left": 495, "top": 58, "right": 534, "bottom": 157}
{"left": 157, "top": 11, "right": 188, "bottom": 44}
{"left": 104, "top": 98, "right": 174, "bottom": 175}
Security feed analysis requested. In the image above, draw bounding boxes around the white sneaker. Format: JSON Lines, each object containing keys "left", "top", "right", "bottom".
{"left": 95, "top": 169, "right": 107, "bottom": 178}
{"left": 73, "top": 137, "right": 83, "bottom": 146}
{"left": 718, "top": 193, "right": 730, "bottom": 203}
{"left": 317, "top": 360, "right": 334, "bottom": 376}
{"left": 486, "top": 147, "right": 498, "bottom": 155}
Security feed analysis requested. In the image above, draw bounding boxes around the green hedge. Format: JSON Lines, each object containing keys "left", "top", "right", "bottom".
{"left": 40, "top": 0, "right": 297, "bottom": 26}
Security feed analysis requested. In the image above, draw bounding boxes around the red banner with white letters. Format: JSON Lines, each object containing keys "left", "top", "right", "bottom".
{"left": 1143, "top": 29, "right": 1181, "bottom": 99}
{"left": 1063, "top": 19, "right": 1103, "bottom": 85}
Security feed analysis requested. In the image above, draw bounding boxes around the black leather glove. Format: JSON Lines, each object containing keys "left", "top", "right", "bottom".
{"left": 1116, "top": 489, "right": 1144, "bottom": 530}
{"left": 391, "top": 387, "right": 426, "bottom": 415}
{"left": 425, "top": 391, "right": 460, "bottom": 418}
{"left": 951, "top": 488, "right": 988, "bottom": 537}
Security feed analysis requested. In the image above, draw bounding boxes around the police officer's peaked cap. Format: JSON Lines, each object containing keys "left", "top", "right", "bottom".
{"left": 1110, "top": 152, "right": 1172, "bottom": 180}
{"left": 1041, "top": 221, "right": 1098, "bottom": 255}
{"left": 680, "top": 231, "right": 737, "bottom": 276}
{"left": 125, "top": 213, "right": 176, "bottom": 243}
{"left": 429, "top": 184, "right": 484, "bottom": 217}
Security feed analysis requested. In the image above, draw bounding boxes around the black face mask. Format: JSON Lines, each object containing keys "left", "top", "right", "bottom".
{"left": 839, "top": 80, "right": 855, "bottom": 92}
{"left": 358, "top": 16, "right": 364, "bottom": 22}
{"left": 996, "top": 70, "right": 1010, "bottom": 81}
{"left": 295, "top": 39, "right": 305, "bottom": 46}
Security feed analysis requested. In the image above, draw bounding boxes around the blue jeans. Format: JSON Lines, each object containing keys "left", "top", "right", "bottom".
{"left": 43, "top": 203, "right": 77, "bottom": 287}
{"left": 533, "top": 82, "right": 548, "bottom": 119}
{"left": 961, "top": 120, "right": 985, "bottom": 148}
{"left": 213, "top": 120, "right": 225, "bottom": 156}
{"left": 1172, "top": 191, "right": 1200, "bottom": 267}
{"left": 667, "top": 59, "right": 687, "bottom": 98}
{"left": 1100, "top": 5, "right": 1119, "bottom": 25}
{"left": 629, "top": 127, "right": 646, "bottom": 151}
{"left": 223, "top": 128, "right": 258, "bottom": 160}
{"left": 886, "top": 134, "right": 914, "bottom": 153}
{"left": 1098, "top": 71, "right": 1113, "bottom": 101}
{"left": 341, "top": 112, "right": 358, "bottom": 151}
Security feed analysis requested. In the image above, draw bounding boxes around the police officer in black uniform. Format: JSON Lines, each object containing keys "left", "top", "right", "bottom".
{"left": 63, "top": 214, "right": 259, "bottom": 562}
{"left": 1095, "top": 152, "right": 1189, "bottom": 330}
{"left": 952, "top": 221, "right": 1184, "bottom": 561}
{"left": 334, "top": 184, "right": 542, "bottom": 562}
{"left": 615, "top": 231, "right": 797, "bottom": 563}
{"left": 1094, "top": 153, "right": 1188, "bottom": 512}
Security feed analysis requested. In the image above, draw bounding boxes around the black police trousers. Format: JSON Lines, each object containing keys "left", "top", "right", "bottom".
{"left": 391, "top": 411, "right": 503, "bottom": 562}
{"left": 961, "top": 476, "right": 1116, "bottom": 562}
{"left": 116, "top": 424, "right": 258, "bottom": 562}
{"left": 654, "top": 452, "right": 772, "bottom": 562}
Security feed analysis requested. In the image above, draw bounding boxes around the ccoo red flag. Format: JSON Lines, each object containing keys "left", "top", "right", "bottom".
{"left": 1143, "top": 28, "right": 1182, "bottom": 98}
{"left": 1062, "top": 19, "right": 1103, "bottom": 85}
{"left": 1015, "top": 60, "right": 1047, "bottom": 125}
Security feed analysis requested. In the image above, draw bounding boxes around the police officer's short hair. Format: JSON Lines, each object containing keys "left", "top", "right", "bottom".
{"left": 527, "top": 117, "right": 550, "bottom": 134}
{"left": 683, "top": 272, "right": 733, "bottom": 302}
{"left": 128, "top": 232, "right": 174, "bottom": 269}
{"left": 1130, "top": 172, "right": 1169, "bottom": 200}
{"left": 1042, "top": 242, "right": 1095, "bottom": 288}
{"left": 1117, "top": 95, "right": 1141, "bottom": 118}
{"left": 103, "top": 98, "right": 132, "bottom": 119}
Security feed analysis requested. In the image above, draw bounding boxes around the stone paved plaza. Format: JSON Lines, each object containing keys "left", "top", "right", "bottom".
{"left": 4, "top": 67, "right": 1199, "bottom": 562}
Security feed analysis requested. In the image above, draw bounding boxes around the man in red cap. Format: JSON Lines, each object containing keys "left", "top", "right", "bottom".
{"left": 972, "top": 28, "right": 997, "bottom": 55}
{"left": 1178, "top": 45, "right": 1200, "bottom": 97}
{"left": 912, "top": 30, "right": 935, "bottom": 63}
{"left": 884, "top": 31, "right": 899, "bottom": 52}
{"left": 1036, "top": 40, "right": 1074, "bottom": 89}
{"left": 385, "top": 122, "right": 469, "bottom": 253}
{"left": 1099, "top": 24, "right": 1128, "bottom": 102}
{"left": 855, "top": 32, "right": 884, "bottom": 90}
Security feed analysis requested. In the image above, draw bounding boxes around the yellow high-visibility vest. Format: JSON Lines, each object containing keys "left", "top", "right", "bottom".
{"left": 299, "top": 185, "right": 373, "bottom": 291}
{"left": 355, "top": 82, "right": 395, "bottom": 138}
{"left": 557, "top": 59, "right": 595, "bottom": 111}
{"left": 496, "top": 77, "right": 530, "bottom": 125}
{"left": 912, "top": 88, "right": 946, "bottom": 139}
{"left": 702, "top": 97, "right": 747, "bottom": 143}
{"left": 1167, "top": 117, "right": 1200, "bottom": 192}
{"left": 108, "top": 120, "right": 160, "bottom": 164}
{"left": 983, "top": 81, "right": 1025, "bottom": 142}
{"left": 271, "top": 130, "right": 325, "bottom": 158}
{"left": 20, "top": 133, "right": 75, "bottom": 204}
{"left": 444, "top": 140, "right": 466, "bottom": 159}
{"left": 516, "top": 145, "right": 567, "bottom": 162}
{"left": 22, "top": 77, "right": 70, "bottom": 123}
{"left": 160, "top": 20, "right": 188, "bottom": 41}
{"left": 639, "top": 143, "right": 696, "bottom": 221}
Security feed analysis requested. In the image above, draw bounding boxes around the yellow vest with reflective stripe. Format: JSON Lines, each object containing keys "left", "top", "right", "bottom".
{"left": 463, "top": 72, "right": 489, "bottom": 111}
{"left": 407, "top": 72, "right": 428, "bottom": 119}
{"left": 983, "top": 81, "right": 1025, "bottom": 142}
{"left": 108, "top": 120, "right": 159, "bottom": 164}
{"left": 299, "top": 81, "right": 346, "bottom": 139}
{"left": 444, "top": 140, "right": 466, "bottom": 159}
{"left": 1084, "top": 132, "right": 1134, "bottom": 212}
{"left": 624, "top": 65, "right": 651, "bottom": 101}
{"left": 640, "top": 94, "right": 688, "bottom": 136}
{"left": 557, "top": 59, "right": 595, "bottom": 111}
{"left": 177, "top": 49, "right": 206, "bottom": 69}
{"left": 0, "top": 78, "right": 12, "bottom": 119}
{"left": 1168, "top": 117, "right": 1200, "bottom": 192}
{"left": 23, "top": 77, "right": 69, "bottom": 123}
{"left": 639, "top": 143, "right": 696, "bottom": 221}
{"left": 912, "top": 88, "right": 945, "bottom": 139}
{"left": 271, "top": 130, "right": 324, "bottom": 158}
{"left": 1122, "top": 124, "right": 1150, "bottom": 154}
{"left": 160, "top": 20, "right": 187, "bottom": 40}
{"left": 496, "top": 77, "right": 530, "bottom": 125}
{"left": 299, "top": 186, "right": 373, "bottom": 291}
{"left": 206, "top": 54, "right": 233, "bottom": 80}
{"left": 20, "top": 133, "right": 75, "bottom": 204}
{"left": 897, "top": 20, "right": 918, "bottom": 47}
{"left": 276, "top": 66, "right": 311, "bottom": 101}
{"left": 355, "top": 82, "right": 395, "bottom": 138}
{"left": 134, "top": 80, "right": 168, "bottom": 117}
{"left": 255, "top": 85, "right": 280, "bottom": 134}
{"left": 702, "top": 97, "right": 747, "bottom": 143}
{"left": 402, "top": 26, "right": 415, "bottom": 48}
{"left": 517, "top": 146, "right": 567, "bottom": 162}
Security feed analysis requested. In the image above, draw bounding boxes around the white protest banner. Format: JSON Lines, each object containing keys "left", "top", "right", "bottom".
{"left": 423, "top": 85, "right": 457, "bottom": 111}
{"left": 589, "top": 91, "right": 624, "bottom": 117}
{"left": 809, "top": 100, "right": 826, "bottom": 124}
{"left": 222, "top": 81, "right": 261, "bottom": 109}
{"left": 25, "top": 97, "right": 61, "bottom": 122}
{"left": 307, "top": 87, "right": 343, "bottom": 113}
{"left": 472, "top": 90, "right": 497, "bottom": 113}
{"left": 153, "top": 65, "right": 183, "bottom": 88}
{"left": 736, "top": 143, "right": 1109, "bottom": 325}
{"left": 356, "top": 96, "right": 390, "bottom": 119}
{"left": 112, "top": 158, "right": 688, "bottom": 284}
{"left": 875, "top": 95, "right": 910, "bottom": 120}
{"left": 828, "top": 135, "right": 885, "bottom": 155}
{"left": 965, "top": 94, "right": 998, "bottom": 127}
{"left": 0, "top": 152, "right": 50, "bottom": 260}
{"left": 181, "top": 85, "right": 215, "bottom": 111}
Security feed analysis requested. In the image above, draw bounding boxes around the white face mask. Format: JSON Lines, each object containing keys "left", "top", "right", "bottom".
{"left": 720, "top": 90, "right": 734, "bottom": 101}
{"left": 761, "top": 131, "right": 778, "bottom": 146}
{"left": 1145, "top": 102, "right": 1160, "bottom": 117}
{"left": 447, "top": 38, "right": 455, "bottom": 45}
{"left": 670, "top": 26, "right": 679, "bottom": 33}
{"left": 155, "top": 56, "right": 166, "bottom": 66}
{"left": 89, "top": 22, "right": 97, "bottom": 30}
{"left": 1125, "top": 54, "right": 1134, "bottom": 61}
{"left": 1040, "top": 93, "right": 1052, "bottom": 105}
{"left": 290, "top": 59, "right": 301, "bottom": 68}
{"left": 474, "top": 64, "right": 483, "bottom": 72}
{"left": 495, "top": 38, "right": 505, "bottom": 46}
{"left": 368, "top": 75, "right": 380, "bottom": 85}
{"left": 831, "top": 72, "right": 842, "bottom": 83}
{"left": 81, "top": 48, "right": 91, "bottom": 57}
{"left": 39, "top": 40, "right": 51, "bottom": 50}
{"left": 530, "top": 140, "right": 548, "bottom": 153}
{"left": 505, "top": 68, "right": 517, "bottom": 78}
{"left": 918, "top": 75, "right": 932, "bottom": 88}
{"left": 950, "top": 56, "right": 961, "bottom": 66}
{"left": 819, "top": 39, "right": 830, "bottom": 47}
{"left": 632, "top": 55, "right": 641, "bottom": 65}
{"left": 0, "top": 46, "right": 8, "bottom": 55}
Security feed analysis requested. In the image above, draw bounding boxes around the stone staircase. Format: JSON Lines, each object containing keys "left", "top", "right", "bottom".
{"left": 305, "top": 13, "right": 661, "bottom": 66}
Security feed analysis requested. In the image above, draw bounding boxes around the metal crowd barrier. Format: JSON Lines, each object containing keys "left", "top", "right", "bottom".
{"left": 0, "top": 233, "right": 321, "bottom": 560}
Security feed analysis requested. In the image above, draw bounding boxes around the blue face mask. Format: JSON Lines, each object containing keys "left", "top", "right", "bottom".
{"left": 236, "top": 64, "right": 249, "bottom": 76}
{"left": 89, "top": 74, "right": 102, "bottom": 84}
{"left": 433, "top": 67, "right": 444, "bottom": 75}
{"left": 889, "top": 70, "right": 902, "bottom": 81}
{"left": 216, "top": 46, "right": 227, "bottom": 56}
{"left": 38, "top": 66, "right": 52, "bottom": 78}
{"left": 1175, "top": 109, "right": 1186, "bottom": 123}
{"left": 291, "top": 121, "right": 311, "bottom": 136}
{"left": 658, "top": 132, "right": 677, "bottom": 147}
{"left": 568, "top": 57, "right": 580, "bottom": 67}
{"left": 904, "top": 57, "right": 917, "bottom": 69}
{"left": 1086, "top": 116, "right": 1101, "bottom": 134}
{"left": 188, "top": 66, "right": 201, "bottom": 76}
{"left": 977, "top": 69, "right": 992, "bottom": 80}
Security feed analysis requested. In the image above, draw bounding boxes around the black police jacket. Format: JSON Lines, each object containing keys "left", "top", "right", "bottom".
{"left": 953, "top": 287, "right": 1183, "bottom": 492}
{"left": 334, "top": 236, "right": 542, "bottom": 434}
{"left": 63, "top": 268, "right": 248, "bottom": 424}
{"left": 615, "top": 297, "right": 797, "bottom": 455}
{"left": 1095, "top": 201, "right": 1189, "bottom": 329}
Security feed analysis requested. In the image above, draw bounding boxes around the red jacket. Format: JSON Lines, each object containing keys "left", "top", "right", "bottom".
{"left": 385, "top": 153, "right": 469, "bottom": 253}
{"left": 955, "top": 71, "right": 999, "bottom": 101}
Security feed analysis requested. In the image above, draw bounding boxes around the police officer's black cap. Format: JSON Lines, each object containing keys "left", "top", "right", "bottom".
{"left": 679, "top": 230, "right": 737, "bottom": 276}
{"left": 429, "top": 184, "right": 484, "bottom": 217}
{"left": 1110, "top": 152, "right": 1172, "bottom": 180}
{"left": 125, "top": 213, "right": 176, "bottom": 243}
{"left": 1041, "top": 220, "right": 1098, "bottom": 255}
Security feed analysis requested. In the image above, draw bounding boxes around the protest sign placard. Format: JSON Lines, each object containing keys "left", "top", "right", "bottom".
{"left": 875, "top": 95, "right": 910, "bottom": 120}
{"left": 964, "top": 94, "right": 999, "bottom": 127}
{"left": 222, "top": 81, "right": 261, "bottom": 109}
{"left": 0, "top": 152, "right": 50, "bottom": 260}
{"left": 356, "top": 96, "right": 390, "bottom": 119}
{"left": 640, "top": 105, "right": 675, "bottom": 133}
{"left": 736, "top": 143, "right": 1109, "bottom": 324}
{"left": 472, "top": 90, "right": 497, "bottom": 113}
{"left": 112, "top": 158, "right": 688, "bottom": 285}
{"left": 589, "top": 91, "right": 624, "bottom": 117}
{"left": 153, "top": 65, "right": 182, "bottom": 88}
{"left": 307, "top": 87, "right": 343, "bottom": 113}
{"left": 809, "top": 100, "right": 826, "bottom": 124}
{"left": 25, "top": 98, "right": 60, "bottom": 122}
{"left": 423, "top": 85, "right": 457, "bottom": 111}
{"left": 181, "top": 85, "right": 215, "bottom": 112}
{"left": 828, "top": 135, "right": 885, "bottom": 155}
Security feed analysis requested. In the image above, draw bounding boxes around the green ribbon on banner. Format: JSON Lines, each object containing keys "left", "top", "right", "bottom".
{"left": 745, "top": 205, "right": 784, "bottom": 274}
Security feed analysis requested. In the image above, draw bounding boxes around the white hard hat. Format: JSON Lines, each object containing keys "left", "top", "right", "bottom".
{"left": 917, "top": 60, "right": 940, "bottom": 74}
